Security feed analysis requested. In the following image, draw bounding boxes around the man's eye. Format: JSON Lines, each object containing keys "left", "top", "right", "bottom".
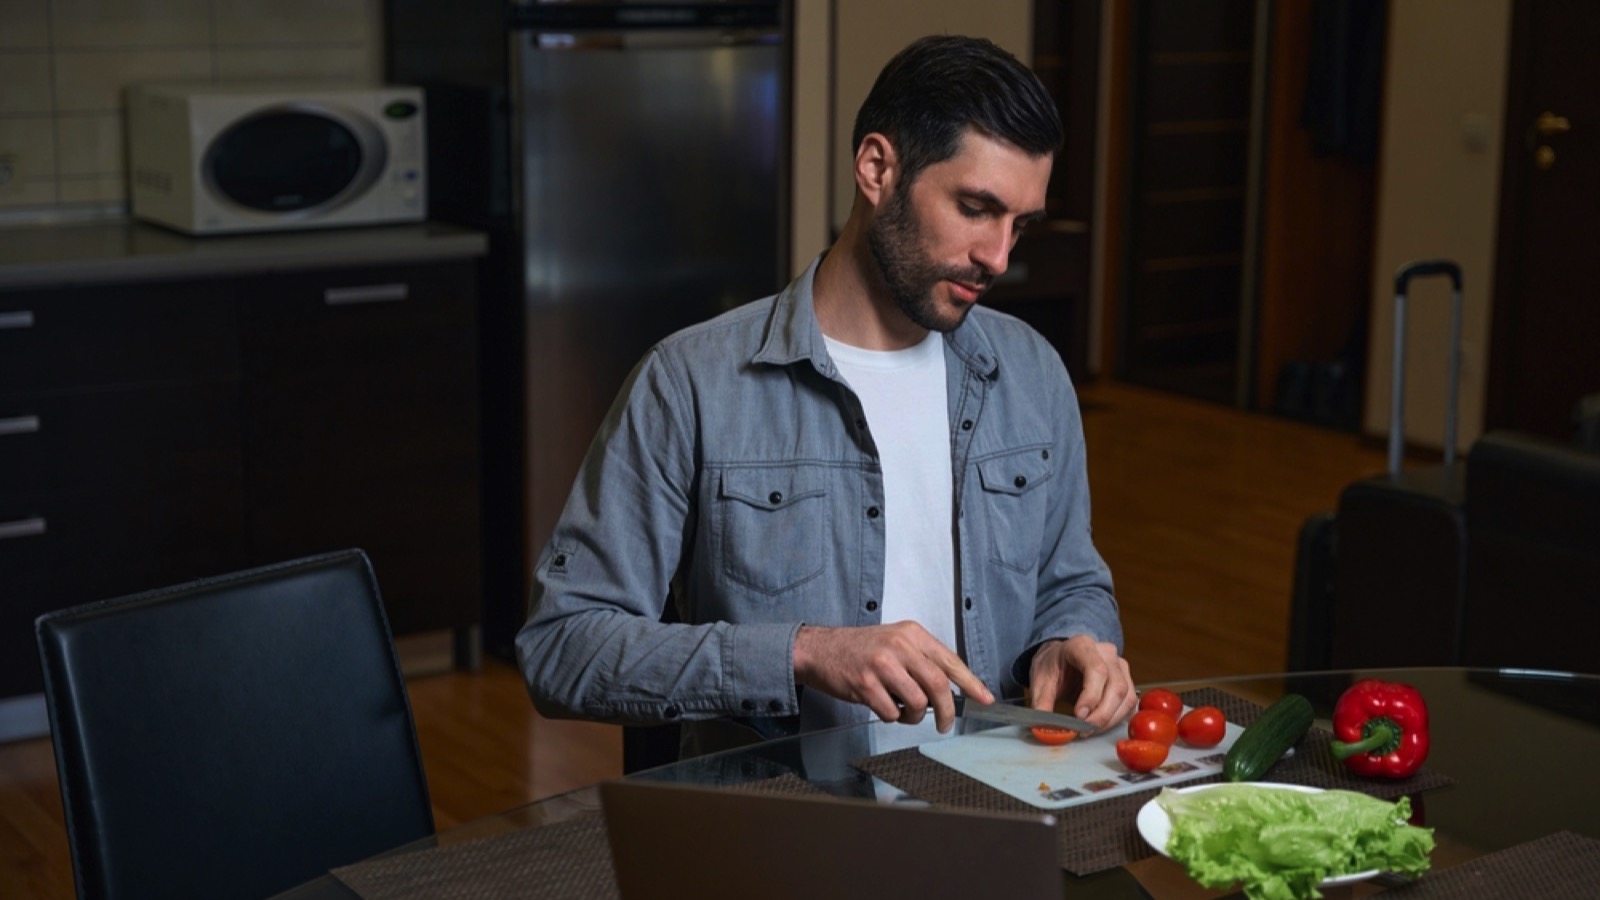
{"left": 958, "top": 203, "right": 985, "bottom": 219}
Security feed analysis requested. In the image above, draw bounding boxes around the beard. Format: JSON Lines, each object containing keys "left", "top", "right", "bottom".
{"left": 866, "top": 183, "right": 993, "bottom": 333}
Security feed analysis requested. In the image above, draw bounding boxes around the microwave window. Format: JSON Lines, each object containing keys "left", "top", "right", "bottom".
{"left": 206, "top": 111, "right": 368, "bottom": 212}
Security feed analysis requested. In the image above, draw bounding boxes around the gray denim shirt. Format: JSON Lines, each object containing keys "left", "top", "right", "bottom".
{"left": 516, "top": 257, "right": 1119, "bottom": 742}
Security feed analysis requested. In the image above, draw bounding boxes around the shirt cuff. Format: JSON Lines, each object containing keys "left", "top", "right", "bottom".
{"left": 726, "top": 620, "right": 804, "bottom": 717}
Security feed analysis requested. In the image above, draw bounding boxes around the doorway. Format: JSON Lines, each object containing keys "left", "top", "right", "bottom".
{"left": 1487, "top": 0, "right": 1600, "bottom": 440}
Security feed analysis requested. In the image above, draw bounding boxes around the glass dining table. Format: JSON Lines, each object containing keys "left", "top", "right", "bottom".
{"left": 273, "top": 667, "right": 1600, "bottom": 899}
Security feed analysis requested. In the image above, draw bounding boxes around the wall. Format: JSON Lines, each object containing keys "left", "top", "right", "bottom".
{"left": 827, "top": 0, "right": 1033, "bottom": 237}
{"left": 0, "top": 0, "right": 383, "bottom": 221}
{"left": 788, "top": 0, "right": 831, "bottom": 276}
{"left": 1363, "top": 0, "right": 1512, "bottom": 452}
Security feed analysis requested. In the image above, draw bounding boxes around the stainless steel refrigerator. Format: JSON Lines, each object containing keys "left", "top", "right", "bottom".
{"left": 387, "top": 1, "right": 790, "bottom": 656}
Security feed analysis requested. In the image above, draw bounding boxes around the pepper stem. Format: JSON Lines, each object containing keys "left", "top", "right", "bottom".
{"left": 1330, "top": 717, "right": 1402, "bottom": 759}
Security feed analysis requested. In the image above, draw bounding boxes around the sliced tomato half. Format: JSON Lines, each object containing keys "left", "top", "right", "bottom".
{"left": 1029, "top": 726, "right": 1078, "bottom": 746}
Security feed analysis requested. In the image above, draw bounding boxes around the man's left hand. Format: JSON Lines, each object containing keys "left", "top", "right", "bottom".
{"left": 1026, "top": 635, "right": 1137, "bottom": 733}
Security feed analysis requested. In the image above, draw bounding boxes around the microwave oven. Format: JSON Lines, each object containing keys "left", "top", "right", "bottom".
{"left": 126, "top": 83, "right": 426, "bottom": 235}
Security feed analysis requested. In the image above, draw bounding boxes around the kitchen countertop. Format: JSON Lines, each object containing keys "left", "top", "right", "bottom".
{"left": 0, "top": 219, "right": 489, "bottom": 290}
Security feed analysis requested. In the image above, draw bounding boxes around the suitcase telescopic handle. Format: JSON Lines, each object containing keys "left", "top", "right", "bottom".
{"left": 1390, "top": 259, "right": 1464, "bottom": 477}
{"left": 1394, "top": 259, "right": 1462, "bottom": 294}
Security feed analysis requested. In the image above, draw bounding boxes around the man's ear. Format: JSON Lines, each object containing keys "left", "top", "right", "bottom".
{"left": 853, "top": 133, "right": 898, "bottom": 207}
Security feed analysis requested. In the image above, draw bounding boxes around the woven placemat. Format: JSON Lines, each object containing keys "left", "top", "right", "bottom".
{"left": 331, "top": 773, "right": 823, "bottom": 900}
{"left": 332, "top": 813, "right": 618, "bottom": 900}
{"left": 1376, "top": 831, "right": 1600, "bottom": 898}
{"left": 851, "top": 687, "right": 1455, "bottom": 876}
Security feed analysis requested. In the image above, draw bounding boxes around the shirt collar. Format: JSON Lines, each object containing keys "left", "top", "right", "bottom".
{"left": 753, "top": 253, "right": 999, "bottom": 380}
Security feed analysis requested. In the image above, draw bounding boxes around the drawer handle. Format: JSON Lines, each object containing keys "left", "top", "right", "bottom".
{"left": 324, "top": 284, "right": 409, "bottom": 305}
{"left": 0, "top": 310, "right": 35, "bottom": 330}
{"left": 0, "top": 415, "right": 40, "bottom": 436}
{"left": 0, "top": 517, "right": 46, "bottom": 540}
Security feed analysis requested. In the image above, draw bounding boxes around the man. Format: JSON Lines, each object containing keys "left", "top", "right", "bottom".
{"left": 517, "top": 35, "right": 1136, "bottom": 757}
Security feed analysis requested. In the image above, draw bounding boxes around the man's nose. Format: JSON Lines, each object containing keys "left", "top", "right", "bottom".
{"left": 972, "top": 225, "right": 1011, "bottom": 279}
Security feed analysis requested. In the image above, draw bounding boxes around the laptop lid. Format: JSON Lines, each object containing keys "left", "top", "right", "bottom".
{"left": 600, "top": 779, "right": 1061, "bottom": 900}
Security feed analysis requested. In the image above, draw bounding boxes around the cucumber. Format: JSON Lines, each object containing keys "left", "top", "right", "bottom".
{"left": 1224, "top": 693, "right": 1314, "bottom": 782}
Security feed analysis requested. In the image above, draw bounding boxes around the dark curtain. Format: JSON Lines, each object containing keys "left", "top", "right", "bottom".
{"left": 1302, "top": 0, "right": 1388, "bottom": 164}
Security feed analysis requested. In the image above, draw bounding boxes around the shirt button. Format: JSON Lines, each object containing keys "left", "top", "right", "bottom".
{"left": 964, "top": 596, "right": 974, "bottom": 610}
{"left": 1014, "top": 475, "right": 1027, "bottom": 489}
{"left": 664, "top": 705, "right": 681, "bottom": 719}
{"left": 1041, "top": 449, "right": 1050, "bottom": 460}
{"left": 553, "top": 553, "right": 567, "bottom": 566}
{"left": 768, "top": 491, "right": 783, "bottom": 505}
{"left": 767, "top": 699, "right": 784, "bottom": 712}
{"left": 865, "top": 600, "right": 879, "bottom": 612}
{"left": 741, "top": 699, "right": 757, "bottom": 711}
{"left": 866, "top": 506, "right": 880, "bottom": 519}
{"left": 961, "top": 419, "right": 974, "bottom": 431}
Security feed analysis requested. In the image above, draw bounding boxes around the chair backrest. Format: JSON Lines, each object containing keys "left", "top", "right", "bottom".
{"left": 1461, "top": 431, "right": 1600, "bottom": 674}
{"left": 35, "top": 549, "right": 435, "bottom": 900}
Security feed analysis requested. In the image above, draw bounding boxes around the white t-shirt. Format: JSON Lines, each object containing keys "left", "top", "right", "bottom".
{"left": 823, "top": 331, "right": 957, "bottom": 655}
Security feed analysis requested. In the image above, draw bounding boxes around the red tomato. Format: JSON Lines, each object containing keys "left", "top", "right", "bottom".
{"left": 1116, "top": 739, "right": 1170, "bottom": 772}
{"left": 1127, "top": 710, "right": 1179, "bottom": 746}
{"left": 1178, "top": 706, "right": 1227, "bottom": 748}
{"left": 1029, "top": 726, "right": 1078, "bottom": 746}
{"left": 1137, "top": 689, "right": 1183, "bottom": 719}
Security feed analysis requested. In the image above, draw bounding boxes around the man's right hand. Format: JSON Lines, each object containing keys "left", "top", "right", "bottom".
{"left": 792, "top": 622, "right": 994, "bottom": 733}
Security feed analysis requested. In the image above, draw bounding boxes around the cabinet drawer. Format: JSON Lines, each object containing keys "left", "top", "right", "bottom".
{"left": 239, "top": 259, "right": 482, "bottom": 637}
{"left": 0, "top": 381, "right": 241, "bottom": 503}
{"left": 241, "top": 262, "right": 477, "bottom": 443}
{"left": 242, "top": 262, "right": 474, "bottom": 347}
{"left": 0, "top": 281, "right": 240, "bottom": 395}
{"left": 0, "top": 486, "right": 247, "bottom": 697}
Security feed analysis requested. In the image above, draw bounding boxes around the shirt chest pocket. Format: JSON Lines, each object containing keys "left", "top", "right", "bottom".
{"left": 714, "top": 465, "right": 827, "bottom": 595}
{"left": 975, "top": 447, "right": 1054, "bottom": 573}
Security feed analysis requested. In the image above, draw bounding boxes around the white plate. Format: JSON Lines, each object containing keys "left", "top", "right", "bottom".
{"left": 1135, "top": 782, "right": 1380, "bottom": 888}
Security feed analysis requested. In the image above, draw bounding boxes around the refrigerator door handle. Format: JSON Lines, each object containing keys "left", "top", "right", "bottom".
{"left": 523, "top": 30, "right": 780, "bottom": 52}
{"left": 508, "top": 2, "right": 782, "bottom": 34}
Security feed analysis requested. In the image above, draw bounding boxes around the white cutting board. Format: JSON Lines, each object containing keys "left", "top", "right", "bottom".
{"left": 919, "top": 716, "right": 1247, "bottom": 810}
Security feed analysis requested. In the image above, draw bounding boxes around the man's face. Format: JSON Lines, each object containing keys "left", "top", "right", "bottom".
{"left": 867, "top": 129, "right": 1053, "bottom": 333}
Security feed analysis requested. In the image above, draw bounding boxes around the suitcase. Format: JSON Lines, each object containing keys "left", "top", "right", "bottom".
{"left": 1286, "top": 510, "right": 1337, "bottom": 672}
{"left": 1288, "top": 260, "right": 1468, "bottom": 670}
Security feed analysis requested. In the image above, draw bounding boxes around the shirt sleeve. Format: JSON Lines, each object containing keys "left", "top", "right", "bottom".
{"left": 1011, "top": 369, "right": 1122, "bottom": 686}
{"left": 514, "top": 347, "right": 801, "bottom": 725}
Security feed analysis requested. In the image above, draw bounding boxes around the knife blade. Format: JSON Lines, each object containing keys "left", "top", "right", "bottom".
{"left": 954, "top": 696, "right": 1098, "bottom": 733}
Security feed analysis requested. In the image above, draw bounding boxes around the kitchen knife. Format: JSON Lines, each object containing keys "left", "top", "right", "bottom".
{"left": 954, "top": 696, "right": 1099, "bottom": 734}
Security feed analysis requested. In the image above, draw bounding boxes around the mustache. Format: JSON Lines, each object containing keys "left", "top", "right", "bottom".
{"left": 943, "top": 267, "right": 994, "bottom": 290}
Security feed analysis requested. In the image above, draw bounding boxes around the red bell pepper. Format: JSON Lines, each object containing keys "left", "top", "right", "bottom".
{"left": 1329, "top": 679, "right": 1430, "bottom": 778}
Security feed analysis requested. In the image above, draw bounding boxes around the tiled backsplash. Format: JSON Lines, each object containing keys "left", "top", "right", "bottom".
{"left": 0, "top": 0, "right": 383, "bottom": 221}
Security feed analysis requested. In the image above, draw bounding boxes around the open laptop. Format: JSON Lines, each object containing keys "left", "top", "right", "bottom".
{"left": 600, "top": 779, "right": 1062, "bottom": 900}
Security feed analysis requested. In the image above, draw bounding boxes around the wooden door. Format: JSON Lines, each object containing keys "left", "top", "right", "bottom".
{"left": 1487, "top": 0, "right": 1600, "bottom": 439}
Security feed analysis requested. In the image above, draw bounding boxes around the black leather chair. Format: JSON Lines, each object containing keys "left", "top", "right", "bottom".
{"left": 1458, "top": 431, "right": 1600, "bottom": 674}
{"left": 35, "top": 549, "right": 435, "bottom": 900}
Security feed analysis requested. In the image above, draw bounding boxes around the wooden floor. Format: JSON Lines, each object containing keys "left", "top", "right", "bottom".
{"left": 0, "top": 379, "right": 1388, "bottom": 899}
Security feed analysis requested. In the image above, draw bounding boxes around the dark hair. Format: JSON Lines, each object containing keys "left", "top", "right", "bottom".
{"left": 851, "top": 35, "right": 1063, "bottom": 185}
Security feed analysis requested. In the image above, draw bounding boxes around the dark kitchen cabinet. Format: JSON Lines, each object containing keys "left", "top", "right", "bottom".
{"left": 1, "top": 256, "right": 482, "bottom": 703}
{"left": 0, "top": 281, "right": 249, "bottom": 699}
{"left": 238, "top": 262, "right": 482, "bottom": 639}
{"left": 1119, "top": 0, "right": 1266, "bottom": 406}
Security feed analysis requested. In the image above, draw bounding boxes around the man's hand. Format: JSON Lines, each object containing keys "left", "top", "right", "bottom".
{"left": 793, "top": 622, "right": 994, "bottom": 733}
{"left": 1026, "top": 635, "right": 1137, "bottom": 733}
